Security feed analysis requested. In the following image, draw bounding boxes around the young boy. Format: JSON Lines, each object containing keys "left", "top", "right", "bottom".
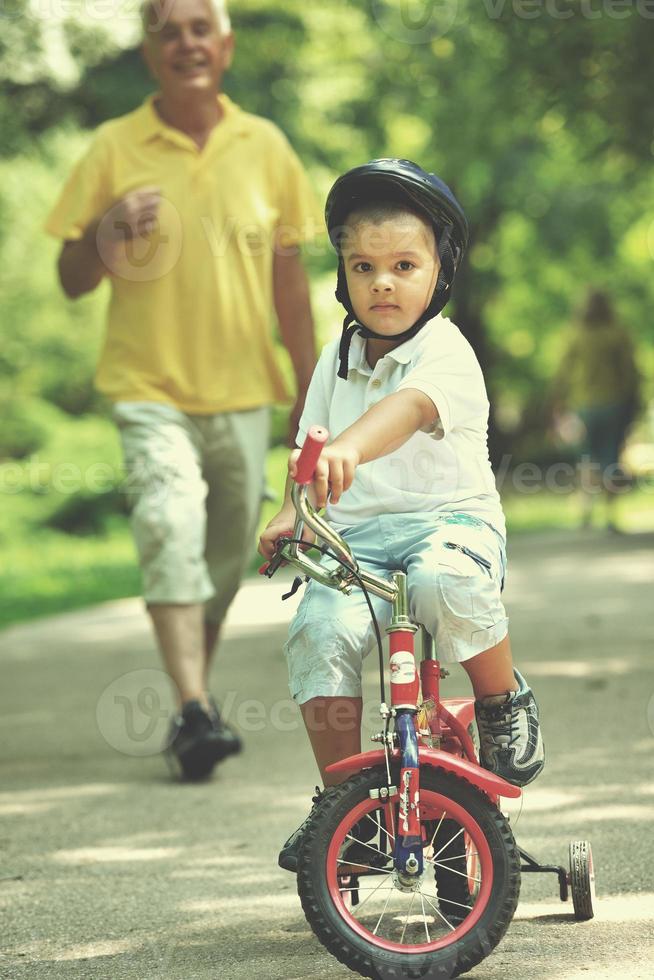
{"left": 259, "top": 159, "right": 545, "bottom": 873}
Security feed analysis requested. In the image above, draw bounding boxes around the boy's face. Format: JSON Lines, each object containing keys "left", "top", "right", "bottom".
{"left": 341, "top": 213, "right": 440, "bottom": 342}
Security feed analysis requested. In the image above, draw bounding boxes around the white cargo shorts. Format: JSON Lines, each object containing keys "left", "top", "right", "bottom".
{"left": 113, "top": 401, "right": 269, "bottom": 625}
{"left": 284, "top": 511, "right": 508, "bottom": 704}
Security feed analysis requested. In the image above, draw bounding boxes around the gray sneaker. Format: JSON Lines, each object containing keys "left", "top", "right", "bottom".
{"left": 474, "top": 668, "right": 545, "bottom": 786}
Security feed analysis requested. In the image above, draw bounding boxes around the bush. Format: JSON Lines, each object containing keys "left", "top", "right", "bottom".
{"left": 43, "top": 487, "right": 125, "bottom": 536}
{"left": 0, "top": 396, "right": 59, "bottom": 460}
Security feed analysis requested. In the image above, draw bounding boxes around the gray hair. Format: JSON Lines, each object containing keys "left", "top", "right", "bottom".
{"left": 141, "top": 0, "right": 231, "bottom": 37}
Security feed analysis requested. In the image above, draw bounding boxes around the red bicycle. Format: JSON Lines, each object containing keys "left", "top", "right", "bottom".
{"left": 261, "top": 426, "right": 595, "bottom": 977}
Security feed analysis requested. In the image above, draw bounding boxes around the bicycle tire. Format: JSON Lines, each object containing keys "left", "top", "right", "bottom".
{"left": 297, "top": 766, "right": 520, "bottom": 978}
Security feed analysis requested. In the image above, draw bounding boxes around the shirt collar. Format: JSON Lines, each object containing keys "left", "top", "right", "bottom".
{"left": 136, "top": 92, "right": 248, "bottom": 145}
{"left": 347, "top": 317, "right": 439, "bottom": 376}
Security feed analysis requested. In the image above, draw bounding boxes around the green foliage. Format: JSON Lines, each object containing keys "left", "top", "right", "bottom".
{"left": 0, "top": 397, "right": 51, "bottom": 459}
{"left": 0, "top": 128, "right": 107, "bottom": 416}
{"left": 0, "top": 408, "right": 124, "bottom": 541}
{"left": 1, "top": 0, "right": 653, "bottom": 624}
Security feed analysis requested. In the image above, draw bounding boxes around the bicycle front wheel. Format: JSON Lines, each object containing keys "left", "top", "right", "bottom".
{"left": 297, "top": 766, "right": 520, "bottom": 979}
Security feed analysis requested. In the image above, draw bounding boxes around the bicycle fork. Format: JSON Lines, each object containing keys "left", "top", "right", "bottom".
{"left": 387, "top": 571, "right": 424, "bottom": 879}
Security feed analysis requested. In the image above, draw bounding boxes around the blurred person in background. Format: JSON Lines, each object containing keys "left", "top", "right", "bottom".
{"left": 45, "top": 0, "right": 321, "bottom": 780}
{"left": 550, "top": 288, "right": 641, "bottom": 533}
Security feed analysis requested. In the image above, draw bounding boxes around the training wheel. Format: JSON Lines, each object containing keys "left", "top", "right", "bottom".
{"left": 568, "top": 840, "right": 595, "bottom": 920}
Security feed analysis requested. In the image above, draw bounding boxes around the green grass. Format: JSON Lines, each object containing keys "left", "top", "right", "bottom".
{"left": 0, "top": 519, "right": 140, "bottom": 627}
{"left": 1, "top": 440, "right": 652, "bottom": 630}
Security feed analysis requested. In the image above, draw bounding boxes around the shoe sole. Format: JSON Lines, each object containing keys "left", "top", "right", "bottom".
{"left": 278, "top": 853, "right": 298, "bottom": 873}
{"left": 177, "top": 736, "right": 242, "bottom": 782}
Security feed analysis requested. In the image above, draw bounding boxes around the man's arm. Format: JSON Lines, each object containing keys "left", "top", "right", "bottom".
{"left": 56, "top": 186, "right": 161, "bottom": 300}
{"left": 57, "top": 221, "right": 106, "bottom": 299}
{"left": 272, "top": 248, "right": 317, "bottom": 445}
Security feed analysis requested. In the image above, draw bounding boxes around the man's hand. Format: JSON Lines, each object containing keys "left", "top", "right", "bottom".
{"left": 97, "top": 185, "right": 162, "bottom": 251}
{"left": 289, "top": 441, "right": 361, "bottom": 509}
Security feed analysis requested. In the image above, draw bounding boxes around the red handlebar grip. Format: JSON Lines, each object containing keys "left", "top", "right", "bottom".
{"left": 294, "top": 425, "right": 329, "bottom": 484}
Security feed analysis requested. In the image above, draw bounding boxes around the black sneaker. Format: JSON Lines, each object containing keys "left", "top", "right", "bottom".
{"left": 279, "top": 786, "right": 332, "bottom": 872}
{"left": 278, "top": 788, "right": 386, "bottom": 874}
{"left": 167, "top": 698, "right": 241, "bottom": 782}
{"left": 207, "top": 695, "right": 242, "bottom": 758}
{"left": 474, "top": 668, "right": 545, "bottom": 787}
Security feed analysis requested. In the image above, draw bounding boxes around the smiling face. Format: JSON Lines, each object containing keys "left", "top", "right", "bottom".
{"left": 142, "top": 0, "right": 234, "bottom": 99}
{"left": 341, "top": 209, "right": 440, "bottom": 342}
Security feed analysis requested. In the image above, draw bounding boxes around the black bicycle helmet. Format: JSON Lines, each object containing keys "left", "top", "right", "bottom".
{"left": 325, "top": 159, "right": 469, "bottom": 379}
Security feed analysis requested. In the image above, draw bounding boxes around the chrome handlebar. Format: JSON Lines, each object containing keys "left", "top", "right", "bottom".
{"left": 276, "top": 482, "right": 399, "bottom": 605}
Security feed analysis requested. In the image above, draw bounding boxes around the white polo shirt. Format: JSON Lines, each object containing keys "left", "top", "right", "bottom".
{"left": 297, "top": 314, "right": 506, "bottom": 539}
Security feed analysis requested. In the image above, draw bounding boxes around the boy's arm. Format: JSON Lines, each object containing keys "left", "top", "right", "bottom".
{"left": 297, "top": 388, "right": 437, "bottom": 508}
{"left": 333, "top": 388, "right": 437, "bottom": 463}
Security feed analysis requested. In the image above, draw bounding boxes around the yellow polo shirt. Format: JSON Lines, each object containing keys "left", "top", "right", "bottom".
{"left": 45, "top": 94, "right": 323, "bottom": 413}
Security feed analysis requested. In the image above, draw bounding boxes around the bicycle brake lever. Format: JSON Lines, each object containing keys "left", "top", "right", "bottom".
{"left": 281, "top": 576, "right": 308, "bottom": 600}
{"left": 258, "top": 531, "right": 293, "bottom": 578}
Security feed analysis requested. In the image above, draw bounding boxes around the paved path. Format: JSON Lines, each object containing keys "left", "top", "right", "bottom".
{"left": 1, "top": 529, "right": 653, "bottom": 979}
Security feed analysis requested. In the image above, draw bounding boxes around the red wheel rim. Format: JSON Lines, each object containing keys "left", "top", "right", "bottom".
{"left": 325, "top": 788, "right": 494, "bottom": 953}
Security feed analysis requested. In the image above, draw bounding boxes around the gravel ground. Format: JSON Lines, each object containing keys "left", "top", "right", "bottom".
{"left": 1, "top": 527, "right": 653, "bottom": 980}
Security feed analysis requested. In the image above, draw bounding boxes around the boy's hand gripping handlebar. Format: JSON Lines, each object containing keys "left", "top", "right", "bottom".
{"left": 259, "top": 426, "right": 397, "bottom": 603}
{"left": 293, "top": 425, "right": 329, "bottom": 484}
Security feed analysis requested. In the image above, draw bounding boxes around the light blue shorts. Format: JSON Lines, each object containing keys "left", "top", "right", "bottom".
{"left": 284, "top": 511, "right": 508, "bottom": 704}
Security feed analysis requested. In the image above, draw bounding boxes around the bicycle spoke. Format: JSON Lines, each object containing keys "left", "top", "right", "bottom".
{"left": 344, "top": 834, "right": 389, "bottom": 862}
{"left": 338, "top": 882, "right": 393, "bottom": 893}
{"left": 432, "top": 825, "right": 465, "bottom": 860}
{"left": 427, "top": 810, "right": 447, "bottom": 851}
{"left": 429, "top": 860, "right": 481, "bottom": 884}
{"left": 399, "top": 889, "right": 417, "bottom": 944}
{"left": 366, "top": 810, "right": 396, "bottom": 846}
{"left": 383, "top": 800, "right": 397, "bottom": 843}
{"left": 350, "top": 874, "right": 394, "bottom": 915}
{"left": 419, "top": 888, "right": 456, "bottom": 932}
{"left": 437, "top": 894, "right": 475, "bottom": 912}
{"left": 419, "top": 890, "right": 431, "bottom": 942}
{"left": 337, "top": 859, "right": 394, "bottom": 875}
{"left": 373, "top": 883, "right": 395, "bottom": 936}
{"left": 432, "top": 850, "right": 478, "bottom": 865}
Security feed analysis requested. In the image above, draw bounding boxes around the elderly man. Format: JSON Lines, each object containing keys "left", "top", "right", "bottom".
{"left": 46, "top": 0, "right": 321, "bottom": 780}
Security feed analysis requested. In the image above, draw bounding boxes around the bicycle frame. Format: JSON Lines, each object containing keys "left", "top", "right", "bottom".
{"left": 262, "top": 428, "right": 521, "bottom": 880}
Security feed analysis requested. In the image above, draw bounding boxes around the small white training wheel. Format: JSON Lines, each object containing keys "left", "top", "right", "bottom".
{"left": 569, "top": 840, "right": 595, "bottom": 920}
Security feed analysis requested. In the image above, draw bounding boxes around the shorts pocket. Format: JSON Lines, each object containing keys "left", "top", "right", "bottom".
{"left": 438, "top": 570, "right": 503, "bottom": 628}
